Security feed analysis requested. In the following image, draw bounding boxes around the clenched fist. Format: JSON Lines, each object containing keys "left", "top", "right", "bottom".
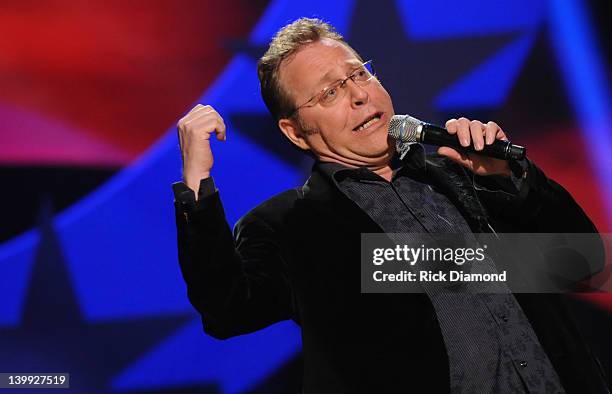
{"left": 177, "top": 104, "right": 226, "bottom": 195}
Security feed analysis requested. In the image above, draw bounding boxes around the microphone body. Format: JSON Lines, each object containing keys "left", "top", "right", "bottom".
{"left": 389, "top": 115, "right": 526, "bottom": 160}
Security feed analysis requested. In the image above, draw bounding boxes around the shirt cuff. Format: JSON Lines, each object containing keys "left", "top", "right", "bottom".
{"left": 172, "top": 177, "right": 217, "bottom": 203}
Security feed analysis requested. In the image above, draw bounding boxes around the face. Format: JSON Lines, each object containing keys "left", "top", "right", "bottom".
{"left": 277, "top": 38, "right": 395, "bottom": 169}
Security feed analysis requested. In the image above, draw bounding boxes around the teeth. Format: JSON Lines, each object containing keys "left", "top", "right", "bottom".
{"left": 356, "top": 115, "right": 380, "bottom": 131}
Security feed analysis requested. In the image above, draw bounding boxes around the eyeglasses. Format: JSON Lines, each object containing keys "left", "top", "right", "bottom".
{"left": 288, "top": 60, "right": 375, "bottom": 118}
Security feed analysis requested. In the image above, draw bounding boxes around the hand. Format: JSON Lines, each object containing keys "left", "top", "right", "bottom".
{"left": 437, "top": 118, "right": 511, "bottom": 177}
{"left": 177, "top": 104, "right": 226, "bottom": 194}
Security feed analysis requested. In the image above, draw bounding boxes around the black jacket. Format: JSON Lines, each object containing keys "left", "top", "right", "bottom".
{"left": 174, "top": 155, "right": 609, "bottom": 393}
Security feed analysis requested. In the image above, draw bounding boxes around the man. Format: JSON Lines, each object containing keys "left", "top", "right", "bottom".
{"left": 173, "top": 18, "right": 608, "bottom": 393}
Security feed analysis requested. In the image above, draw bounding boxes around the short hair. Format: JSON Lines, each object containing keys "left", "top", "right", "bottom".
{"left": 257, "top": 18, "right": 362, "bottom": 121}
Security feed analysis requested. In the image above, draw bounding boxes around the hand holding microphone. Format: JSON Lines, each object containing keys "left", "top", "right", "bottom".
{"left": 389, "top": 115, "right": 526, "bottom": 177}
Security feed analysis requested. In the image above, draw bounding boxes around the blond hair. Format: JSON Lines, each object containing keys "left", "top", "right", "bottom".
{"left": 257, "top": 18, "right": 361, "bottom": 121}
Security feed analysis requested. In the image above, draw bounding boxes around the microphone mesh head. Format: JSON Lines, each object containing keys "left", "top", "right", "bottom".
{"left": 389, "top": 115, "right": 422, "bottom": 142}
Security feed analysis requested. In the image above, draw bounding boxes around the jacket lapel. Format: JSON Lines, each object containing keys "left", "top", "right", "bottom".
{"left": 425, "top": 158, "right": 492, "bottom": 233}
{"left": 298, "top": 169, "right": 383, "bottom": 234}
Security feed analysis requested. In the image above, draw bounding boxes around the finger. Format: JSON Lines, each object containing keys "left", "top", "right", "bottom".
{"left": 456, "top": 117, "right": 471, "bottom": 147}
{"left": 178, "top": 105, "right": 211, "bottom": 128}
{"left": 194, "top": 109, "right": 227, "bottom": 140}
{"left": 484, "top": 121, "right": 509, "bottom": 143}
{"left": 202, "top": 117, "right": 226, "bottom": 141}
{"left": 183, "top": 117, "right": 225, "bottom": 141}
{"left": 178, "top": 106, "right": 214, "bottom": 153}
{"left": 181, "top": 110, "right": 223, "bottom": 136}
{"left": 188, "top": 104, "right": 212, "bottom": 116}
{"left": 484, "top": 121, "right": 499, "bottom": 145}
{"left": 215, "top": 117, "right": 227, "bottom": 141}
{"left": 470, "top": 120, "right": 485, "bottom": 151}
{"left": 182, "top": 106, "right": 217, "bottom": 127}
{"left": 496, "top": 127, "right": 508, "bottom": 142}
{"left": 181, "top": 110, "right": 227, "bottom": 143}
{"left": 445, "top": 118, "right": 458, "bottom": 135}
{"left": 437, "top": 146, "right": 471, "bottom": 168}
{"left": 205, "top": 110, "right": 226, "bottom": 141}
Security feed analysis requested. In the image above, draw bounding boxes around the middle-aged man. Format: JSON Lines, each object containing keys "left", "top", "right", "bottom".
{"left": 173, "top": 18, "right": 609, "bottom": 393}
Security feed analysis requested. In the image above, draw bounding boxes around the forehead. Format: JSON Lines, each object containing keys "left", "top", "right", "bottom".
{"left": 279, "top": 38, "right": 362, "bottom": 101}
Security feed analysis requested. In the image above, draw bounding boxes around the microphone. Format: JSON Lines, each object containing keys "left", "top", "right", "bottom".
{"left": 389, "top": 115, "right": 526, "bottom": 160}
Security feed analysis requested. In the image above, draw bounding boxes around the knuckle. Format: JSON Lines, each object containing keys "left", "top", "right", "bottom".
{"left": 192, "top": 104, "right": 213, "bottom": 116}
{"left": 191, "top": 104, "right": 204, "bottom": 114}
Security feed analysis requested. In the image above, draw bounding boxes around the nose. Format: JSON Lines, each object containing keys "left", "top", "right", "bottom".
{"left": 347, "top": 79, "right": 369, "bottom": 108}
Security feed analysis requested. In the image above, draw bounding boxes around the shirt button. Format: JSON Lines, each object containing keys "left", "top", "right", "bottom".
{"left": 499, "top": 314, "right": 508, "bottom": 322}
{"left": 519, "top": 360, "right": 528, "bottom": 368}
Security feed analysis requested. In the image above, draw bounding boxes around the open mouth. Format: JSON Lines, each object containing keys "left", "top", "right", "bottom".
{"left": 353, "top": 112, "right": 384, "bottom": 132}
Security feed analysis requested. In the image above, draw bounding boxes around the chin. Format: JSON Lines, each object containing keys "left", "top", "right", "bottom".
{"left": 371, "top": 129, "right": 394, "bottom": 154}
{"left": 354, "top": 140, "right": 394, "bottom": 161}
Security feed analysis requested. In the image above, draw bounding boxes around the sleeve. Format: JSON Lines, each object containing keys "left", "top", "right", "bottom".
{"left": 474, "top": 160, "right": 606, "bottom": 291}
{"left": 471, "top": 158, "right": 527, "bottom": 196}
{"left": 172, "top": 177, "right": 217, "bottom": 202}
{"left": 173, "top": 184, "right": 294, "bottom": 339}
{"left": 473, "top": 158, "right": 599, "bottom": 233}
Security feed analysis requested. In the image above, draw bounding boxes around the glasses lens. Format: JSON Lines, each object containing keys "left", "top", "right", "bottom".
{"left": 355, "top": 60, "right": 374, "bottom": 82}
{"left": 318, "top": 61, "right": 375, "bottom": 107}
{"left": 320, "top": 82, "right": 342, "bottom": 105}
{"left": 353, "top": 61, "right": 374, "bottom": 84}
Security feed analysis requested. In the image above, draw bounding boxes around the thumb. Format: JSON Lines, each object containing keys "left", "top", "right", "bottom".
{"left": 437, "top": 146, "right": 470, "bottom": 166}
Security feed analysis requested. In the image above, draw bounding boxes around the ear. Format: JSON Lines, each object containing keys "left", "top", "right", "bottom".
{"left": 278, "top": 118, "right": 310, "bottom": 150}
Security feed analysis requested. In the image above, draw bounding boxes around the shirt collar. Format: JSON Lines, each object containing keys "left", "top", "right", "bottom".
{"left": 316, "top": 142, "right": 426, "bottom": 184}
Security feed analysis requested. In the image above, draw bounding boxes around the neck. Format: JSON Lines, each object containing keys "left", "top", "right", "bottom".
{"left": 317, "top": 154, "right": 395, "bottom": 182}
{"left": 372, "top": 165, "right": 394, "bottom": 182}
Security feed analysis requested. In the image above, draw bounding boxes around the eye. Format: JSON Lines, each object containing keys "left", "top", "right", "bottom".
{"left": 356, "top": 69, "right": 368, "bottom": 79}
{"left": 322, "top": 87, "right": 338, "bottom": 102}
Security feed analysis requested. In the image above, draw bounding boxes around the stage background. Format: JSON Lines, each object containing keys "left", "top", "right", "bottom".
{"left": 1, "top": 0, "right": 610, "bottom": 392}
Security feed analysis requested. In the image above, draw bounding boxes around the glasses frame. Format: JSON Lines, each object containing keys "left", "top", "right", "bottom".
{"left": 287, "top": 60, "right": 375, "bottom": 118}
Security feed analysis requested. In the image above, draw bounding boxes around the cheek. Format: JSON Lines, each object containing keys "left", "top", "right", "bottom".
{"left": 375, "top": 86, "right": 393, "bottom": 105}
{"left": 336, "top": 106, "right": 355, "bottom": 134}
{"left": 316, "top": 108, "right": 352, "bottom": 139}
